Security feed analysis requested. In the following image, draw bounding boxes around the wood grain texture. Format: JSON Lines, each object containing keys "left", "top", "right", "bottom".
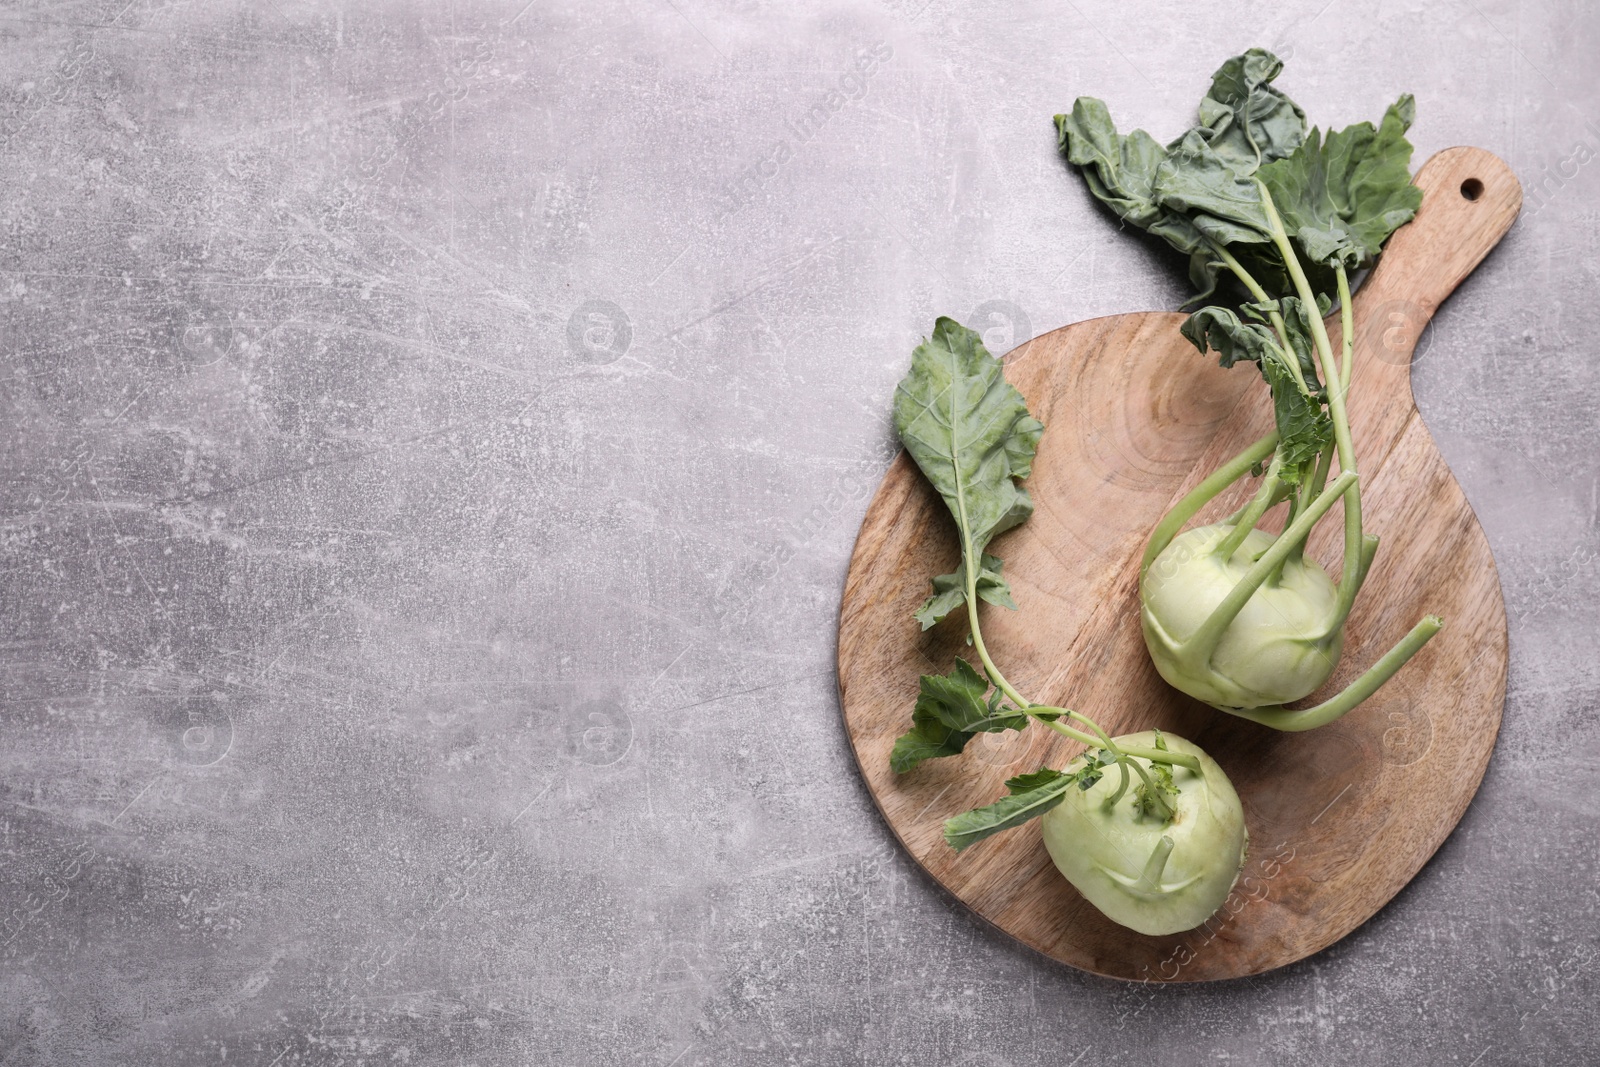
{"left": 837, "top": 148, "right": 1521, "bottom": 982}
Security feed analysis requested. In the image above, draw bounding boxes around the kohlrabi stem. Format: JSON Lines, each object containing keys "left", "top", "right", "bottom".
{"left": 1258, "top": 181, "right": 1366, "bottom": 626}
{"left": 947, "top": 446, "right": 1102, "bottom": 749}
{"left": 958, "top": 543, "right": 1095, "bottom": 749}
{"left": 1142, "top": 431, "right": 1279, "bottom": 575}
{"left": 1016, "top": 703, "right": 1200, "bottom": 771}
{"left": 1120, "top": 745, "right": 1199, "bottom": 771}
{"left": 1221, "top": 615, "right": 1443, "bottom": 731}
{"left": 1215, "top": 452, "right": 1286, "bottom": 561}
{"left": 1336, "top": 265, "right": 1355, "bottom": 395}
{"left": 1106, "top": 760, "right": 1131, "bottom": 807}
{"left": 1063, "top": 712, "right": 1197, "bottom": 772}
{"left": 1181, "top": 471, "right": 1357, "bottom": 666}
{"left": 1356, "top": 533, "right": 1380, "bottom": 587}
{"left": 1273, "top": 441, "right": 1337, "bottom": 575}
{"left": 1328, "top": 264, "right": 1365, "bottom": 608}
{"left": 1256, "top": 180, "right": 1352, "bottom": 474}
{"left": 1302, "top": 443, "right": 1336, "bottom": 517}
{"left": 1322, "top": 530, "right": 1387, "bottom": 638}
{"left": 959, "top": 533, "right": 1200, "bottom": 772}
{"left": 1069, "top": 711, "right": 1117, "bottom": 749}
{"left": 1124, "top": 757, "right": 1175, "bottom": 822}
{"left": 1207, "top": 240, "right": 1308, "bottom": 394}
{"left": 1135, "top": 836, "right": 1176, "bottom": 890}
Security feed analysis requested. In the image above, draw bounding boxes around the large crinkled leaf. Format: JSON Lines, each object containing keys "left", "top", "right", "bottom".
{"left": 1153, "top": 128, "right": 1272, "bottom": 244}
{"left": 889, "top": 659, "right": 1030, "bottom": 773}
{"left": 1190, "top": 47, "right": 1307, "bottom": 173}
{"left": 893, "top": 317, "right": 1043, "bottom": 627}
{"left": 1257, "top": 96, "right": 1423, "bottom": 269}
{"left": 1055, "top": 98, "right": 1168, "bottom": 230}
{"left": 914, "top": 553, "right": 1015, "bottom": 630}
{"left": 1056, "top": 98, "right": 1210, "bottom": 257}
{"left": 1330, "top": 95, "right": 1423, "bottom": 255}
{"left": 1057, "top": 52, "right": 1308, "bottom": 304}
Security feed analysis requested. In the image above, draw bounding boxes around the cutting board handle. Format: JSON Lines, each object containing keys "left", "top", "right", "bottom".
{"left": 1347, "top": 146, "right": 1523, "bottom": 396}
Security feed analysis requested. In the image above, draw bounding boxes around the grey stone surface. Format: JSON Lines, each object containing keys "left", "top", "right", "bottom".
{"left": 0, "top": 1, "right": 1595, "bottom": 1063}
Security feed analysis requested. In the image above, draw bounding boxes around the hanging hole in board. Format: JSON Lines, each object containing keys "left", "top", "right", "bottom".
{"left": 1459, "top": 178, "right": 1483, "bottom": 201}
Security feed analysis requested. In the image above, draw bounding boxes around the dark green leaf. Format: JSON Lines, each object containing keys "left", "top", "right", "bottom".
{"left": 1153, "top": 129, "right": 1271, "bottom": 244}
{"left": 944, "top": 757, "right": 1118, "bottom": 849}
{"left": 1230, "top": 243, "right": 1339, "bottom": 312}
{"left": 1262, "top": 354, "right": 1333, "bottom": 484}
{"left": 1333, "top": 95, "right": 1422, "bottom": 258}
{"left": 1190, "top": 48, "right": 1307, "bottom": 174}
{"left": 1180, "top": 305, "right": 1278, "bottom": 369}
{"left": 1248, "top": 295, "right": 1330, "bottom": 392}
{"left": 1055, "top": 98, "right": 1169, "bottom": 231}
{"left": 1257, "top": 95, "right": 1423, "bottom": 269}
{"left": 919, "top": 659, "right": 1018, "bottom": 732}
{"left": 1185, "top": 299, "right": 1332, "bottom": 486}
{"left": 1268, "top": 296, "right": 1334, "bottom": 483}
{"left": 1055, "top": 98, "right": 1210, "bottom": 259}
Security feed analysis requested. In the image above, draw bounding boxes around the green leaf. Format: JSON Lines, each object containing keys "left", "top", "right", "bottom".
{"left": 1262, "top": 353, "right": 1333, "bottom": 484}
{"left": 894, "top": 317, "right": 1042, "bottom": 598}
{"left": 918, "top": 659, "right": 996, "bottom": 729}
{"left": 1004, "top": 768, "right": 1067, "bottom": 793}
{"left": 944, "top": 767, "right": 1078, "bottom": 851}
{"left": 1245, "top": 295, "right": 1329, "bottom": 390}
{"left": 889, "top": 659, "right": 1030, "bottom": 774}
{"left": 913, "top": 553, "right": 1017, "bottom": 630}
{"left": 1191, "top": 48, "right": 1307, "bottom": 174}
{"left": 1180, "top": 305, "right": 1278, "bottom": 369}
{"left": 1184, "top": 298, "right": 1332, "bottom": 487}
{"left": 1147, "top": 50, "right": 1311, "bottom": 247}
{"left": 1257, "top": 95, "right": 1423, "bottom": 269}
{"left": 1153, "top": 129, "right": 1272, "bottom": 245}
{"left": 1055, "top": 98, "right": 1210, "bottom": 260}
{"left": 1134, "top": 757, "right": 1180, "bottom": 821}
{"left": 1267, "top": 296, "right": 1334, "bottom": 483}
{"left": 1057, "top": 49, "right": 1308, "bottom": 263}
{"left": 943, "top": 758, "right": 1118, "bottom": 849}
{"left": 1055, "top": 98, "right": 1169, "bottom": 231}
{"left": 888, "top": 712, "right": 968, "bottom": 774}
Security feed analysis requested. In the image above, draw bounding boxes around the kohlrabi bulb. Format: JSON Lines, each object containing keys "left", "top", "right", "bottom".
{"left": 1040, "top": 731, "right": 1247, "bottom": 936}
{"left": 1141, "top": 522, "right": 1345, "bottom": 709}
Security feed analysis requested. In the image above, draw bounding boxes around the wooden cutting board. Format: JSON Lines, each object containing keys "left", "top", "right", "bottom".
{"left": 837, "top": 147, "right": 1520, "bottom": 982}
